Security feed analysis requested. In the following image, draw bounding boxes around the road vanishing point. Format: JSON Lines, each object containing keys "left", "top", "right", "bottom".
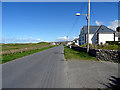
{"left": 2, "top": 45, "right": 118, "bottom": 88}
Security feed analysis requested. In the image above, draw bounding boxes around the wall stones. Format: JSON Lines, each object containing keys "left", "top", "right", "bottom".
{"left": 71, "top": 46, "right": 120, "bottom": 63}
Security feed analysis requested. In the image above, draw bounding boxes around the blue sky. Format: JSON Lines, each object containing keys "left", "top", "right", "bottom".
{"left": 2, "top": 2, "right": 118, "bottom": 43}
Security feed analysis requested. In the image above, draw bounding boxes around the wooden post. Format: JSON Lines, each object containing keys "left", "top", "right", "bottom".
{"left": 87, "top": 0, "right": 90, "bottom": 53}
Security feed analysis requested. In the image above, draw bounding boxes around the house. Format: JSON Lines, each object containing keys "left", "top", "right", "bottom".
{"left": 66, "top": 41, "right": 73, "bottom": 46}
{"left": 73, "top": 38, "right": 79, "bottom": 46}
{"left": 79, "top": 25, "right": 118, "bottom": 45}
{"left": 50, "top": 42, "right": 60, "bottom": 45}
{"left": 50, "top": 42, "right": 56, "bottom": 45}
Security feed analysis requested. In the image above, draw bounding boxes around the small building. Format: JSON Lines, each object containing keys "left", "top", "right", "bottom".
{"left": 50, "top": 42, "right": 56, "bottom": 45}
{"left": 73, "top": 38, "right": 79, "bottom": 46}
{"left": 66, "top": 41, "right": 73, "bottom": 46}
{"left": 79, "top": 25, "right": 117, "bottom": 45}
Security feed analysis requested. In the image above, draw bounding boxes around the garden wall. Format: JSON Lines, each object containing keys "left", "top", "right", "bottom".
{"left": 70, "top": 46, "right": 120, "bottom": 63}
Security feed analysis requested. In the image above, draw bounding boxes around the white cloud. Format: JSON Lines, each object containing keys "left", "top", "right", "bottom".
{"left": 56, "top": 36, "right": 78, "bottom": 41}
{"left": 69, "top": 36, "right": 78, "bottom": 41}
{"left": 56, "top": 36, "right": 68, "bottom": 41}
{"left": 95, "top": 20, "right": 103, "bottom": 26}
{"left": 2, "top": 37, "right": 43, "bottom": 43}
{"left": 108, "top": 20, "right": 120, "bottom": 30}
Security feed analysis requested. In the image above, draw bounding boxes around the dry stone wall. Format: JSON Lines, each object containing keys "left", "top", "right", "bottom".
{"left": 70, "top": 46, "right": 120, "bottom": 63}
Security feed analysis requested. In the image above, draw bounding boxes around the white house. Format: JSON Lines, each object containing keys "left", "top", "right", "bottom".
{"left": 66, "top": 41, "right": 73, "bottom": 46}
{"left": 51, "top": 42, "right": 56, "bottom": 45}
{"left": 73, "top": 38, "right": 79, "bottom": 46}
{"left": 79, "top": 25, "right": 118, "bottom": 45}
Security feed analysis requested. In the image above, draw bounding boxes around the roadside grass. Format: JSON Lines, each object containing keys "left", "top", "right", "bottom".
{"left": 2, "top": 46, "right": 56, "bottom": 64}
{"left": 64, "top": 46, "right": 97, "bottom": 61}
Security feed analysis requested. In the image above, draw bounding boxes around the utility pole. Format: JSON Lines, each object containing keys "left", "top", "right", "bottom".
{"left": 76, "top": 0, "right": 90, "bottom": 53}
{"left": 66, "top": 36, "right": 68, "bottom": 46}
{"left": 87, "top": 0, "right": 90, "bottom": 53}
{"left": 66, "top": 36, "right": 68, "bottom": 41}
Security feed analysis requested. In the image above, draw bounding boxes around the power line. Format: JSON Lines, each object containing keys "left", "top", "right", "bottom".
{"left": 91, "top": 3, "right": 96, "bottom": 24}
{"left": 79, "top": 2, "right": 87, "bottom": 14}
{"left": 67, "top": 17, "right": 80, "bottom": 37}
{"left": 66, "top": 3, "right": 87, "bottom": 38}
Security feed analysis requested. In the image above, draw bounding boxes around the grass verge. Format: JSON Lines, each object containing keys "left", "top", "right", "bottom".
{"left": 64, "top": 46, "right": 97, "bottom": 61}
{"left": 2, "top": 46, "right": 57, "bottom": 64}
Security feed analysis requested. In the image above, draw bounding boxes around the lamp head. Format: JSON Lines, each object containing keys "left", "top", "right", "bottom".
{"left": 76, "top": 13, "right": 80, "bottom": 16}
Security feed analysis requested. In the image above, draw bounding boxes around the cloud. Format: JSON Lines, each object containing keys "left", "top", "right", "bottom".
{"left": 2, "top": 37, "right": 44, "bottom": 43}
{"left": 95, "top": 20, "right": 103, "bottom": 26}
{"left": 69, "top": 36, "right": 78, "bottom": 41}
{"left": 56, "top": 36, "right": 68, "bottom": 41}
{"left": 56, "top": 36, "right": 78, "bottom": 41}
{"left": 108, "top": 20, "right": 120, "bottom": 30}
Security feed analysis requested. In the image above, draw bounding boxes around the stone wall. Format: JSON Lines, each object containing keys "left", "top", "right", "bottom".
{"left": 70, "top": 46, "right": 120, "bottom": 63}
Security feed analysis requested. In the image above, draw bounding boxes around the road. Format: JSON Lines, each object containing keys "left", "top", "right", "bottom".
{"left": 3, "top": 45, "right": 69, "bottom": 88}
{"left": 2, "top": 45, "right": 118, "bottom": 88}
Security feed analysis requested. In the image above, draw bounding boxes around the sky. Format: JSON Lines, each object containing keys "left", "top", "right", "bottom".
{"left": 2, "top": 2, "right": 119, "bottom": 43}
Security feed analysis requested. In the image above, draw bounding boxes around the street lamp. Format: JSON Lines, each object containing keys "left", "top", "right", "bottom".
{"left": 76, "top": 13, "right": 88, "bottom": 16}
{"left": 76, "top": 0, "right": 90, "bottom": 53}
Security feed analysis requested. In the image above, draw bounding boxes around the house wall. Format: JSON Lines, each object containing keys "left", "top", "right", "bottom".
{"left": 80, "top": 34, "right": 97, "bottom": 45}
{"left": 79, "top": 34, "right": 85, "bottom": 46}
{"left": 118, "top": 32, "right": 120, "bottom": 41}
{"left": 86, "top": 34, "right": 98, "bottom": 45}
{"left": 91, "top": 34, "right": 98, "bottom": 45}
{"left": 99, "top": 33, "right": 114, "bottom": 44}
{"left": 115, "top": 37, "right": 118, "bottom": 41}
{"left": 51, "top": 43, "right": 56, "bottom": 45}
{"left": 75, "top": 40, "right": 79, "bottom": 46}
{"left": 67, "top": 42, "right": 73, "bottom": 46}
{"left": 89, "top": 34, "right": 94, "bottom": 44}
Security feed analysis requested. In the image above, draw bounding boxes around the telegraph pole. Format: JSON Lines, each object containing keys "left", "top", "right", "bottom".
{"left": 66, "top": 36, "right": 68, "bottom": 46}
{"left": 87, "top": 0, "right": 90, "bottom": 53}
{"left": 76, "top": 0, "right": 90, "bottom": 53}
{"left": 66, "top": 36, "right": 68, "bottom": 41}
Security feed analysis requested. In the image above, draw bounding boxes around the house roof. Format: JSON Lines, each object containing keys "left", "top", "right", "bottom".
{"left": 73, "top": 38, "right": 79, "bottom": 41}
{"left": 82, "top": 25, "right": 99, "bottom": 34}
{"left": 96, "top": 25, "right": 115, "bottom": 33}
{"left": 82, "top": 25, "right": 115, "bottom": 34}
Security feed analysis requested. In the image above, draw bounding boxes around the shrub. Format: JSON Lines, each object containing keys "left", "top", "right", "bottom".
{"left": 97, "top": 44, "right": 120, "bottom": 50}
{"left": 80, "top": 43, "right": 87, "bottom": 47}
{"left": 106, "top": 41, "right": 120, "bottom": 45}
{"left": 80, "top": 43, "right": 120, "bottom": 50}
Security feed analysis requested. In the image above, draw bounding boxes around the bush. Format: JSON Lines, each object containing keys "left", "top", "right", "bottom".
{"left": 80, "top": 43, "right": 87, "bottom": 47}
{"left": 80, "top": 43, "right": 96, "bottom": 48}
{"left": 80, "top": 43, "right": 120, "bottom": 50}
{"left": 97, "top": 44, "right": 120, "bottom": 50}
{"left": 106, "top": 41, "right": 120, "bottom": 45}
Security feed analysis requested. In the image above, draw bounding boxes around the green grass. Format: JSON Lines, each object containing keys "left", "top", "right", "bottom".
{"left": 2, "top": 46, "right": 56, "bottom": 64}
{"left": 2, "top": 42, "right": 51, "bottom": 51}
{"left": 64, "top": 46, "right": 97, "bottom": 61}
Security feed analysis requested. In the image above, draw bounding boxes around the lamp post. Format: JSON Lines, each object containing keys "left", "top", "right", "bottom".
{"left": 76, "top": 0, "right": 90, "bottom": 53}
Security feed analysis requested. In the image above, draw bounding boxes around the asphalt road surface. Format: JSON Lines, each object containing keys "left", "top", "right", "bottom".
{"left": 3, "top": 45, "right": 69, "bottom": 88}
{"left": 2, "top": 45, "right": 118, "bottom": 88}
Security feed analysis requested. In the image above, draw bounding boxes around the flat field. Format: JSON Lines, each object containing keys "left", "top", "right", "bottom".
{"left": 1, "top": 42, "right": 56, "bottom": 63}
